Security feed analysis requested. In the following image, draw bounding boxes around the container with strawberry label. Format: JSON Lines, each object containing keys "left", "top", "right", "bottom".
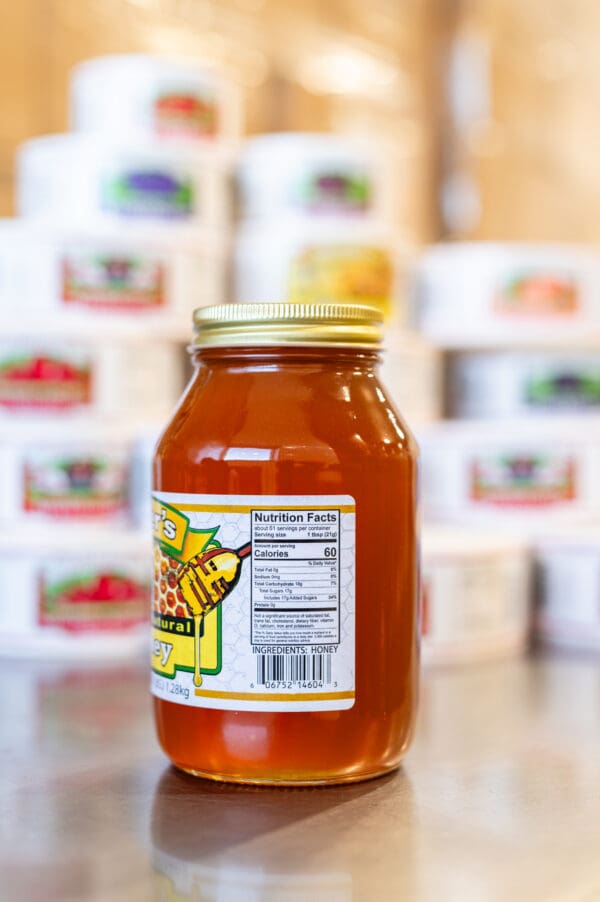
{"left": 0, "top": 529, "right": 150, "bottom": 658}
{"left": 40, "top": 568, "right": 148, "bottom": 633}
{"left": 0, "top": 336, "right": 183, "bottom": 420}
{"left": 0, "top": 348, "right": 92, "bottom": 411}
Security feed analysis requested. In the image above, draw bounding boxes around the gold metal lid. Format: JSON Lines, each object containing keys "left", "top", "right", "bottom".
{"left": 193, "top": 302, "right": 384, "bottom": 348}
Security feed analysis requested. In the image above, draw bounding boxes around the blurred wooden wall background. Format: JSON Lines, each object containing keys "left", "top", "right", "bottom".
{"left": 441, "top": 0, "right": 600, "bottom": 241}
{"left": 0, "top": 0, "right": 445, "bottom": 243}
{"left": 5, "top": 1, "right": 599, "bottom": 244}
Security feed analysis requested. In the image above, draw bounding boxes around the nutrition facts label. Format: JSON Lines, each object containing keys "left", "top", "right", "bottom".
{"left": 250, "top": 509, "right": 341, "bottom": 646}
{"left": 151, "top": 491, "right": 355, "bottom": 711}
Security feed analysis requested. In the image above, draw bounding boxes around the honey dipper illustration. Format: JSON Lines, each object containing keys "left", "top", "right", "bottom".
{"left": 177, "top": 542, "right": 251, "bottom": 687}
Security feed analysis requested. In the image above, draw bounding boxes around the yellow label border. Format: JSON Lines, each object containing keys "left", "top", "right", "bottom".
{"left": 174, "top": 503, "right": 355, "bottom": 514}
{"left": 194, "top": 689, "right": 354, "bottom": 702}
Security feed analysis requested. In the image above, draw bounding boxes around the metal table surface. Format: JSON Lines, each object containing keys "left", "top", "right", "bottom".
{"left": 1, "top": 653, "right": 599, "bottom": 902}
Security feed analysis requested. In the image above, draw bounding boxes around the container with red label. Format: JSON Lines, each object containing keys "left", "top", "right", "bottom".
{"left": 39, "top": 565, "right": 147, "bottom": 633}
{"left": 0, "top": 220, "right": 225, "bottom": 323}
{"left": 22, "top": 448, "right": 128, "bottom": 521}
{"left": 0, "top": 346, "right": 92, "bottom": 411}
{"left": 62, "top": 251, "right": 165, "bottom": 310}
{"left": 0, "top": 419, "right": 153, "bottom": 526}
{"left": 70, "top": 54, "right": 242, "bottom": 144}
{"left": 419, "top": 418, "right": 600, "bottom": 527}
{"left": 416, "top": 243, "right": 600, "bottom": 347}
{"left": 0, "top": 334, "right": 183, "bottom": 419}
{"left": 0, "top": 528, "right": 150, "bottom": 658}
{"left": 153, "top": 92, "right": 218, "bottom": 139}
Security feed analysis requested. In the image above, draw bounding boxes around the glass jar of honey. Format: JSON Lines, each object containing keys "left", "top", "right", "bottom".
{"left": 152, "top": 303, "right": 419, "bottom": 785}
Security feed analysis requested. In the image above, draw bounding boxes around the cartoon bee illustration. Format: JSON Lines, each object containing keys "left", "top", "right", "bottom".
{"left": 177, "top": 543, "right": 251, "bottom": 687}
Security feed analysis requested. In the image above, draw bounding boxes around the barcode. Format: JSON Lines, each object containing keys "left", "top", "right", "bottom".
{"left": 256, "top": 654, "right": 332, "bottom": 685}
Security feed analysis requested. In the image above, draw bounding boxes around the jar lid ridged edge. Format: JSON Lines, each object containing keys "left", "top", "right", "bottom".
{"left": 192, "top": 302, "right": 384, "bottom": 347}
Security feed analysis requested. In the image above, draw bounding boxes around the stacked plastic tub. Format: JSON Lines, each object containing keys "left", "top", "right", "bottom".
{"left": 0, "top": 54, "right": 238, "bottom": 658}
{"left": 415, "top": 243, "right": 600, "bottom": 662}
{"left": 234, "top": 133, "right": 442, "bottom": 427}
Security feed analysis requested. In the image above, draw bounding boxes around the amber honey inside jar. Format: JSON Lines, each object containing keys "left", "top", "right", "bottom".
{"left": 152, "top": 302, "right": 419, "bottom": 785}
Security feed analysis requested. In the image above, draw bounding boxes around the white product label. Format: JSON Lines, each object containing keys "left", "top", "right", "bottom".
{"left": 151, "top": 493, "right": 355, "bottom": 711}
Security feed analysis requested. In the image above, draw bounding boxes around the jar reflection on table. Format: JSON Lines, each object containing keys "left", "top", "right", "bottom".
{"left": 150, "top": 768, "right": 417, "bottom": 901}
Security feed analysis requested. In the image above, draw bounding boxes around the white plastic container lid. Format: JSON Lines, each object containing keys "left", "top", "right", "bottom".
{"left": 240, "top": 131, "right": 382, "bottom": 167}
{"left": 420, "top": 241, "right": 600, "bottom": 287}
{"left": 0, "top": 313, "right": 191, "bottom": 343}
{"left": 0, "top": 215, "right": 228, "bottom": 250}
{"left": 235, "top": 217, "right": 406, "bottom": 261}
{"left": 0, "top": 315, "right": 185, "bottom": 345}
{"left": 0, "top": 525, "right": 150, "bottom": 556}
{"left": 418, "top": 414, "right": 600, "bottom": 443}
{"left": 235, "top": 215, "right": 404, "bottom": 252}
{"left": 382, "top": 326, "right": 437, "bottom": 357}
{"left": 0, "top": 415, "right": 161, "bottom": 443}
{"left": 534, "top": 525, "right": 600, "bottom": 552}
{"left": 422, "top": 525, "right": 529, "bottom": 560}
{"left": 18, "top": 132, "right": 234, "bottom": 169}
{"left": 71, "top": 53, "right": 242, "bottom": 143}
{"left": 421, "top": 240, "right": 598, "bottom": 265}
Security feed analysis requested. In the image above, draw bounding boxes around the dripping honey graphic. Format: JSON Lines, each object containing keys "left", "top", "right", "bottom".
{"left": 177, "top": 543, "right": 251, "bottom": 687}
